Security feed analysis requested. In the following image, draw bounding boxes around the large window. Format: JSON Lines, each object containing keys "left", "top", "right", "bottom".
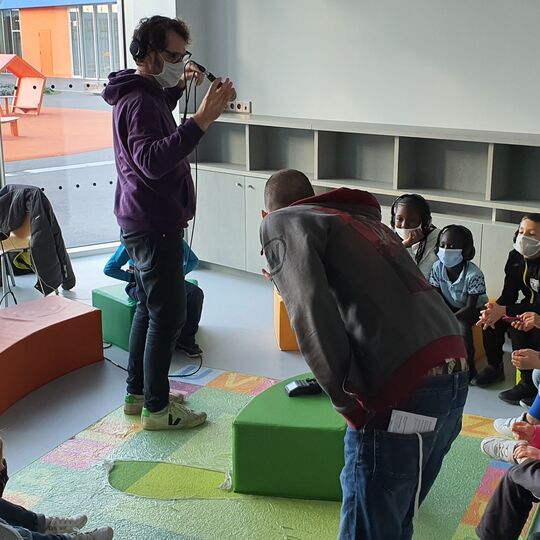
{"left": 69, "top": 3, "right": 119, "bottom": 80}
{"left": 0, "top": 9, "right": 22, "bottom": 56}
{"left": 69, "top": 9, "right": 82, "bottom": 77}
{"left": 1, "top": 2, "right": 124, "bottom": 248}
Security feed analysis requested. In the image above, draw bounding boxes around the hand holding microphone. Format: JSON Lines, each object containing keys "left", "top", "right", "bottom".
{"left": 192, "top": 77, "right": 236, "bottom": 132}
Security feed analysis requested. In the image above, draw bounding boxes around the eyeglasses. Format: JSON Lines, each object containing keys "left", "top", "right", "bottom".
{"left": 161, "top": 49, "right": 192, "bottom": 64}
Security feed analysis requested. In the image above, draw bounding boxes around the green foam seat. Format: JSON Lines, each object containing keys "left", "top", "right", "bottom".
{"left": 92, "top": 284, "right": 137, "bottom": 351}
{"left": 233, "top": 373, "right": 346, "bottom": 501}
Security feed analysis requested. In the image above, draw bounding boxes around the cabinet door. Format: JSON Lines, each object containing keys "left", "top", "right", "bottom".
{"left": 244, "top": 177, "right": 267, "bottom": 274}
{"left": 191, "top": 169, "right": 246, "bottom": 270}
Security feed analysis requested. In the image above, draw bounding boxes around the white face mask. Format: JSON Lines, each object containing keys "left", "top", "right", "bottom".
{"left": 514, "top": 234, "right": 540, "bottom": 259}
{"left": 152, "top": 55, "right": 184, "bottom": 88}
{"left": 394, "top": 225, "right": 422, "bottom": 242}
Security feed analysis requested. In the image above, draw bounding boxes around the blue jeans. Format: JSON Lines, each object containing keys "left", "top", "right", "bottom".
{"left": 121, "top": 229, "right": 186, "bottom": 412}
{"left": 338, "top": 371, "right": 469, "bottom": 540}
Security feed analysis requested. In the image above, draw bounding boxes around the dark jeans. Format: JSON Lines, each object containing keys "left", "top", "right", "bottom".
{"left": 338, "top": 371, "right": 469, "bottom": 540}
{"left": 483, "top": 321, "right": 540, "bottom": 388}
{"left": 0, "top": 498, "right": 44, "bottom": 532}
{"left": 0, "top": 518, "right": 68, "bottom": 540}
{"left": 0, "top": 518, "right": 66, "bottom": 540}
{"left": 452, "top": 307, "right": 480, "bottom": 377}
{"left": 126, "top": 280, "right": 203, "bottom": 347}
{"left": 477, "top": 459, "right": 540, "bottom": 540}
{"left": 121, "top": 229, "right": 186, "bottom": 413}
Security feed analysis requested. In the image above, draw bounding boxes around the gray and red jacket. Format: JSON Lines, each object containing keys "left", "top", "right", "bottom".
{"left": 260, "top": 188, "right": 466, "bottom": 428}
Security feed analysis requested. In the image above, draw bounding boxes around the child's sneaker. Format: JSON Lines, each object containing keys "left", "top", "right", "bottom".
{"left": 66, "top": 527, "right": 113, "bottom": 540}
{"left": 45, "top": 514, "right": 88, "bottom": 533}
{"left": 177, "top": 342, "right": 203, "bottom": 358}
{"left": 493, "top": 412, "right": 527, "bottom": 437}
{"left": 124, "top": 392, "right": 184, "bottom": 415}
{"left": 141, "top": 401, "right": 207, "bottom": 431}
{"left": 480, "top": 436, "right": 520, "bottom": 464}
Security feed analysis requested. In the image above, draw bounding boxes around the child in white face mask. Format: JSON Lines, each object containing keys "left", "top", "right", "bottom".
{"left": 390, "top": 194, "right": 438, "bottom": 278}
{"left": 429, "top": 225, "right": 488, "bottom": 380}
{"left": 475, "top": 214, "right": 540, "bottom": 404}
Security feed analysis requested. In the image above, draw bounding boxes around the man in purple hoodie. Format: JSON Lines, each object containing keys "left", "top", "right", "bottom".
{"left": 102, "top": 15, "right": 234, "bottom": 431}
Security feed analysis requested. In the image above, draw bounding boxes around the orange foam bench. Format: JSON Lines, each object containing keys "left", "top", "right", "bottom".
{"left": 0, "top": 296, "right": 103, "bottom": 415}
{"left": 274, "top": 288, "right": 299, "bottom": 352}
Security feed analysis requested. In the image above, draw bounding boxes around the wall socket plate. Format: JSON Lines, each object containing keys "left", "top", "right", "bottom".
{"left": 227, "top": 100, "right": 252, "bottom": 113}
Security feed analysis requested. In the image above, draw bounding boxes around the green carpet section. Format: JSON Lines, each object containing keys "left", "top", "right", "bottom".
{"left": 109, "top": 461, "right": 239, "bottom": 500}
{"left": 233, "top": 373, "right": 346, "bottom": 501}
{"left": 414, "top": 435, "right": 488, "bottom": 539}
{"left": 3, "top": 374, "right": 516, "bottom": 540}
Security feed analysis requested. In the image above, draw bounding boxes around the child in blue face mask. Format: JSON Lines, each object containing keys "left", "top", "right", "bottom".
{"left": 429, "top": 225, "right": 488, "bottom": 379}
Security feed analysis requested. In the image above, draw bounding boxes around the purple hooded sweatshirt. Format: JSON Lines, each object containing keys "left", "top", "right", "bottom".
{"left": 102, "top": 69, "right": 204, "bottom": 232}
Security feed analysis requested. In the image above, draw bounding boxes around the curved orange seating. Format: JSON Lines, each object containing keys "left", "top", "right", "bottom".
{"left": 0, "top": 296, "right": 103, "bottom": 415}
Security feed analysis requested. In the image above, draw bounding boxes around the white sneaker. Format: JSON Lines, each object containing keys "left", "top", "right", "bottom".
{"left": 141, "top": 401, "right": 207, "bottom": 431}
{"left": 45, "top": 514, "right": 88, "bottom": 533}
{"left": 124, "top": 392, "right": 185, "bottom": 415}
{"left": 66, "top": 526, "right": 113, "bottom": 540}
{"left": 480, "top": 436, "right": 520, "bottom": 464}
{"left": 493, "top": 413, "right": 527, "bottom": 437}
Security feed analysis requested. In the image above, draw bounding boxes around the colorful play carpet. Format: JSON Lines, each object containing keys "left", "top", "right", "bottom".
{"left": 3, "top": 367, "right": 537, "bottom": 539}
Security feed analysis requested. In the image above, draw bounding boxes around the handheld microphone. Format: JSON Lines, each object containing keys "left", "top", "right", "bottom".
{"left": 190, "top": 60, "right": 237, "bottom": 101}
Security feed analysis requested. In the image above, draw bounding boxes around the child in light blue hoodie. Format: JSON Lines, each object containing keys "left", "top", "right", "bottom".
{"left": 104, "top": 240, "right": 203, "bottom": 357}
{"left": 429, "top": 225, "right": 488, "bottom": 379}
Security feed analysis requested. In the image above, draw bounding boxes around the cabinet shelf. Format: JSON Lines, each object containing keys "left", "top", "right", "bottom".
{"left": 313, "top": 178, "right": 397, "bottom": 197}
{"left": 490, "top": 144, "right": 540, "bottom": 207}
{"left": 397, "top": 138, "right": 489, "bottom": 200}
{"left": 316, "top": 131, "right": 395, "bottom": 186}
{"left": 248, "top": 126, "right": 314, "bottom": 175}
{"left": 194, "top": 122, "right": 247, "bottom": 170}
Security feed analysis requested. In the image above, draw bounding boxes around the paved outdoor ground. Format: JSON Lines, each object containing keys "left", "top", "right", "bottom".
{"left": 3, "top": 91, "right": 118, "bottom": 247}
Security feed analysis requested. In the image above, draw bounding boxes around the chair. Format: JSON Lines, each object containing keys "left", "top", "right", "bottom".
{"left": 0, "top": 213, "right": 50, "bottom": 307}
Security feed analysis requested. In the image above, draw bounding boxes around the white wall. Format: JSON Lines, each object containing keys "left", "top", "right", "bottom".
{"left": 177, "top": 0, "right": 540, "bottom": 134}
{"left": 122, "top": 0, "right": 178, "bottom": 68}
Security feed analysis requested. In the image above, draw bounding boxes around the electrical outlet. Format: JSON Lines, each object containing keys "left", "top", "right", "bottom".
{"left": 227, "top": 100, "right": 251, "bottom": 114}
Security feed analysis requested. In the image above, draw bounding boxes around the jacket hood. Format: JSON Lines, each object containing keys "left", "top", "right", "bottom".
{"left": 291, "top": 187, "right": 381, "bottom": 216}
{"left": 102, "top": 69, "right": 160, "bottom": 105}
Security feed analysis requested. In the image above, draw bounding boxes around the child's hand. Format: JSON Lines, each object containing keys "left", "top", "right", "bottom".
{"left": 514, "top": 444, "right": 540, "bottom": 463}
{"left": 512, "top": 421, "right": 536, "bottom": 442}
{"left": 477, "top": 302, "right": 505, "bottom": 330}
{"left": 401, "top": 229, "right": 423, "bottom": 248}
{"left": 512, "top": 312, "right": 540, "bottom": 332}
{"left": 512, "top": 349, "right": 540, "bottom": 370}
{"left": 261, "top": 268, "right": 272, "bottom": 281}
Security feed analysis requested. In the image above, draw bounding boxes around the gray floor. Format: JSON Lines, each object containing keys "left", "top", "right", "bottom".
{"left": 0, "top": 252, "right": 523, "bottom": 474}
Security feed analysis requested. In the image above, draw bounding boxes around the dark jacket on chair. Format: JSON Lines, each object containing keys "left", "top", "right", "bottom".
{"left": 0, "top": 184, "right": 75, "bottom": 294}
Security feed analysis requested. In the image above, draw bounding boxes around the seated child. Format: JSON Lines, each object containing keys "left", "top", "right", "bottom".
{"left": 390, "top": 193, "right": 439, "bottom": 278}
{"left": 429, "top": 224, "right": 488, "bottom": 379}
{"left": 0, "top": 438, "right": 113, "bottom": 540}
{"left": 493, "top": 312, "right": 540, "bottom": 435}
{"left": 104, "top": 241, "right": 204, "bottom": 357}
{"left": 475, "top": 214, "right": 540, "bottom": 405}
{"left": 478, "top": 422, "right": 540, "bottom": 540}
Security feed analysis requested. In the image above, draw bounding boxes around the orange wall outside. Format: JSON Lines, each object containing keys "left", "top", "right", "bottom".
{"left": 19, "top": 7, "right": 72, "bottom": 78}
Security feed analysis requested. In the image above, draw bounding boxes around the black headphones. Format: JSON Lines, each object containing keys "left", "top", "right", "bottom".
{"left": 390, "top": 193, "right": 432, "bottom": 233}
{"left": 129, "top": 16, "right": 169, "bottom": 61}
{"left": 435, "top": 224, "right": 475, "bottom": 261}
{"left": 129, "top": 38, "right": 147, "bottom": 61}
